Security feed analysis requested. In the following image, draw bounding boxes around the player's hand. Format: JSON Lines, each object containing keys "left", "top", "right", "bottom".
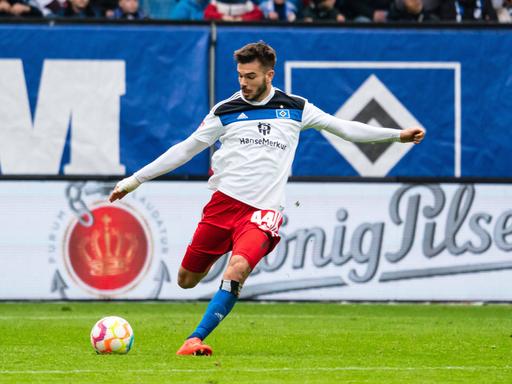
{"left": 108, "top": 176, "right": 141, "bottom": 203}
{"left": 400, "top": 127, "right": 425, "bottom": 144}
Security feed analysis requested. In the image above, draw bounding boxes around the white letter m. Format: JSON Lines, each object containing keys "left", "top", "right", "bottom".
{"left": 0, "top": 60, "right": 125, "bottom": 174}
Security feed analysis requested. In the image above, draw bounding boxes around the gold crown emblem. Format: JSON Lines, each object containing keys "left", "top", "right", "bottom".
{"left": 78, "top": 214, "right": 139, "bottom": 276}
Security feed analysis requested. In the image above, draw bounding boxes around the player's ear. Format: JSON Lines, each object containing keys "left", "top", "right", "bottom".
{"left": 266, "top": 69, "right": 275, "bottom": 83}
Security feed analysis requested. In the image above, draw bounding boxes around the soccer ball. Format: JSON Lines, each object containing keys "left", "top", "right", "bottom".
{"left": 90, "top": 316, "right": 134, "bottom": 354}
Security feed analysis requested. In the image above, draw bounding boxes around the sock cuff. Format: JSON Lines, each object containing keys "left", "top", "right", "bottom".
{"left": 220, "top": 279, "right": 242, "bottom": 297}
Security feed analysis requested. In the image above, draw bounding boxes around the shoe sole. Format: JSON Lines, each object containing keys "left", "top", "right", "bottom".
{"left": 192, "top": 349, "right": 212, "bottom": 356}
{"left": 176, "top": 347, "right": 213, "bottom": 356}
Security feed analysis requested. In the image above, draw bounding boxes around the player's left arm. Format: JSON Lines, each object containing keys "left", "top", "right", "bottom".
{"left": 302, "top": 102, "right": 425, "bottom": 144}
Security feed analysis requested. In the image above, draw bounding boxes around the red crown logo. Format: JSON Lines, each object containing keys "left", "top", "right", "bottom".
{"left": 67, "top": 205, "right": 149, "bottom": 291}
{"left": 78, "top": 214, "right": 139, "bottom": 277}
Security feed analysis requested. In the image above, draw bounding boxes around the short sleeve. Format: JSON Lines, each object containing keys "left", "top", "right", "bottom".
{"left": 190, "top": 111, "right": 224, "bottom": 146}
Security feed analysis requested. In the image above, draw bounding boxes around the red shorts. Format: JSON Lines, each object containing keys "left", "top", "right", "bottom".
{"left": 181, "top": 191, "right": 283, "bottom": 273}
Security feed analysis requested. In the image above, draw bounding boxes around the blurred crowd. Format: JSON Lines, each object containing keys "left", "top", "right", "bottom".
{"left": 0, "top": 0, "right": 510, "bottom": 22}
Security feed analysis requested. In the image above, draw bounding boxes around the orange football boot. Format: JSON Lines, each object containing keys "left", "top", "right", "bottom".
{"left": 176, "top": 337, "right": 213, "bottom": 356}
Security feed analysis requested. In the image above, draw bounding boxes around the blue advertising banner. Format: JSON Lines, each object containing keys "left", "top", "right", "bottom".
{"left": 0, "top": 24, "right": 210, "bottom": 176}
{"left": 1, "top": 25, "right": 511, "bottom": 178}
{"left": 215, "top": 27, "right": 512, "bottom": 178}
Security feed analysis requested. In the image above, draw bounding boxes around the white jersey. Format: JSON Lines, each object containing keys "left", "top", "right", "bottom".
{"left": 190, "top": 87, "right": 401, "bottom": 210}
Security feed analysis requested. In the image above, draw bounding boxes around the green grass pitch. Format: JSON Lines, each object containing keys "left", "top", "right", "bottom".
{"left": 1, "top": 302, "right": 511, "bottom": 383}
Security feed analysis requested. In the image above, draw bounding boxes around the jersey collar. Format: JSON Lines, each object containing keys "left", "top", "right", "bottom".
{"left": 240, "top": 86, "right": 275, "bottom": 106}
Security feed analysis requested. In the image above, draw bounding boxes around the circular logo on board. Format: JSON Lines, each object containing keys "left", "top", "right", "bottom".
{"left": 64, "top": 204, "right": 151, "bottom": 295}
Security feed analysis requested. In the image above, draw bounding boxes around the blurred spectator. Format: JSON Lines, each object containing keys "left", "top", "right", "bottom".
{"left": 0, "top": 0, "right": 43, "bottom": 16}
{"left": 204, "top": 0, "right": 263, "bottom": 21}
{"left": 31, "top": 0, "right": 64, "bottom": 16}
{"left": 93, "top": 0, "right": 117, "bottom": 16}
{"left": 493, "top": 0, "right": 511, "bottom": 21}
{"left": 58, "top": 0, "right": 101, "bottom": 16}
{"left": 142, "top": 0, "right": 177, "bottom": 19}
{"left": 0, "top": 0, "right": 12, "bottom": 16}
{"left": 170, "top": 0, "right": 208, "bottom": 19}
{"left": 416, "top": 0, "right": 438, "bottom": 11}
{"left": 439, "top": 0, "right": 497, "bottom": 21}
{"left": 110, "top": 0, "right": 146, "bottom": 18}
{"left": 345, "top": 0, "right": 390, "bottom": 21}
{"left": 388, "top": 0, "right": 439, "bottom": 20}
{"left": 302, "top": 0, "right": 345, "bottom": 21}
{"left": 392, "top": 0, "right": 440, "bottom": 13}
{"left": 260, "top": 0, "right": 297, "bottom": 21}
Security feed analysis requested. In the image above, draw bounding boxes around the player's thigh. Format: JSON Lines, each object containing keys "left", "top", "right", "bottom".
{"left": 181, "top": 222, "right": 232, "bottom": 275}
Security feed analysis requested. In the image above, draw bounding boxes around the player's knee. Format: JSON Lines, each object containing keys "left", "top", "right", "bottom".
{"left": 177, "top": 270, "right": 199, "bottom": 289}
{"left": 177, "top": 276, "right": 197, "bottom": 289}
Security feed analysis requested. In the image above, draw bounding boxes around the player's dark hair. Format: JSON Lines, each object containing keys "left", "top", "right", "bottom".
{"left": 234, "top": 42, "right": 276, "bottom": 70}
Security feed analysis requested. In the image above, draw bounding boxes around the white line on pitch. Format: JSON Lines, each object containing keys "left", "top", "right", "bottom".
{"left": 1, "top": 366, "right": 511, "bottom": 374}
{"left": 0, "top": 315, "right": 420, "bottom": 321}
{"left": 0, "top": 314, "right": 356, "bottom": 320}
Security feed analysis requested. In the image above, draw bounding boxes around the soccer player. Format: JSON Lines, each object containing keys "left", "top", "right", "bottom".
{"left": 109, "top": 42, "right": 425, "bottom": 356}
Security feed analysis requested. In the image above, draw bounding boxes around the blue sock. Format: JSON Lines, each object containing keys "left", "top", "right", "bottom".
{"left": 189, "top": 280, "right": 240, "bottom": 341}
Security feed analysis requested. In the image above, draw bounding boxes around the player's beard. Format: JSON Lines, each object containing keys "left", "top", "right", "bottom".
{"left": 242, "top": 81, "right": 268, "bottom": 102}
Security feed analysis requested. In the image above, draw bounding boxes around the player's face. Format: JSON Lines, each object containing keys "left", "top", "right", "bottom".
{"left": 237, "top": 61, "right": 274, "bottom": 102}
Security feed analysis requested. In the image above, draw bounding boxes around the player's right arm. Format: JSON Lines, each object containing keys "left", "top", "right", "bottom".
{"left": 109, "top": 136, "right": 210, "bottom": 202}
{"left": 109, "top": 112, "right": 223, "bottom": 203}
